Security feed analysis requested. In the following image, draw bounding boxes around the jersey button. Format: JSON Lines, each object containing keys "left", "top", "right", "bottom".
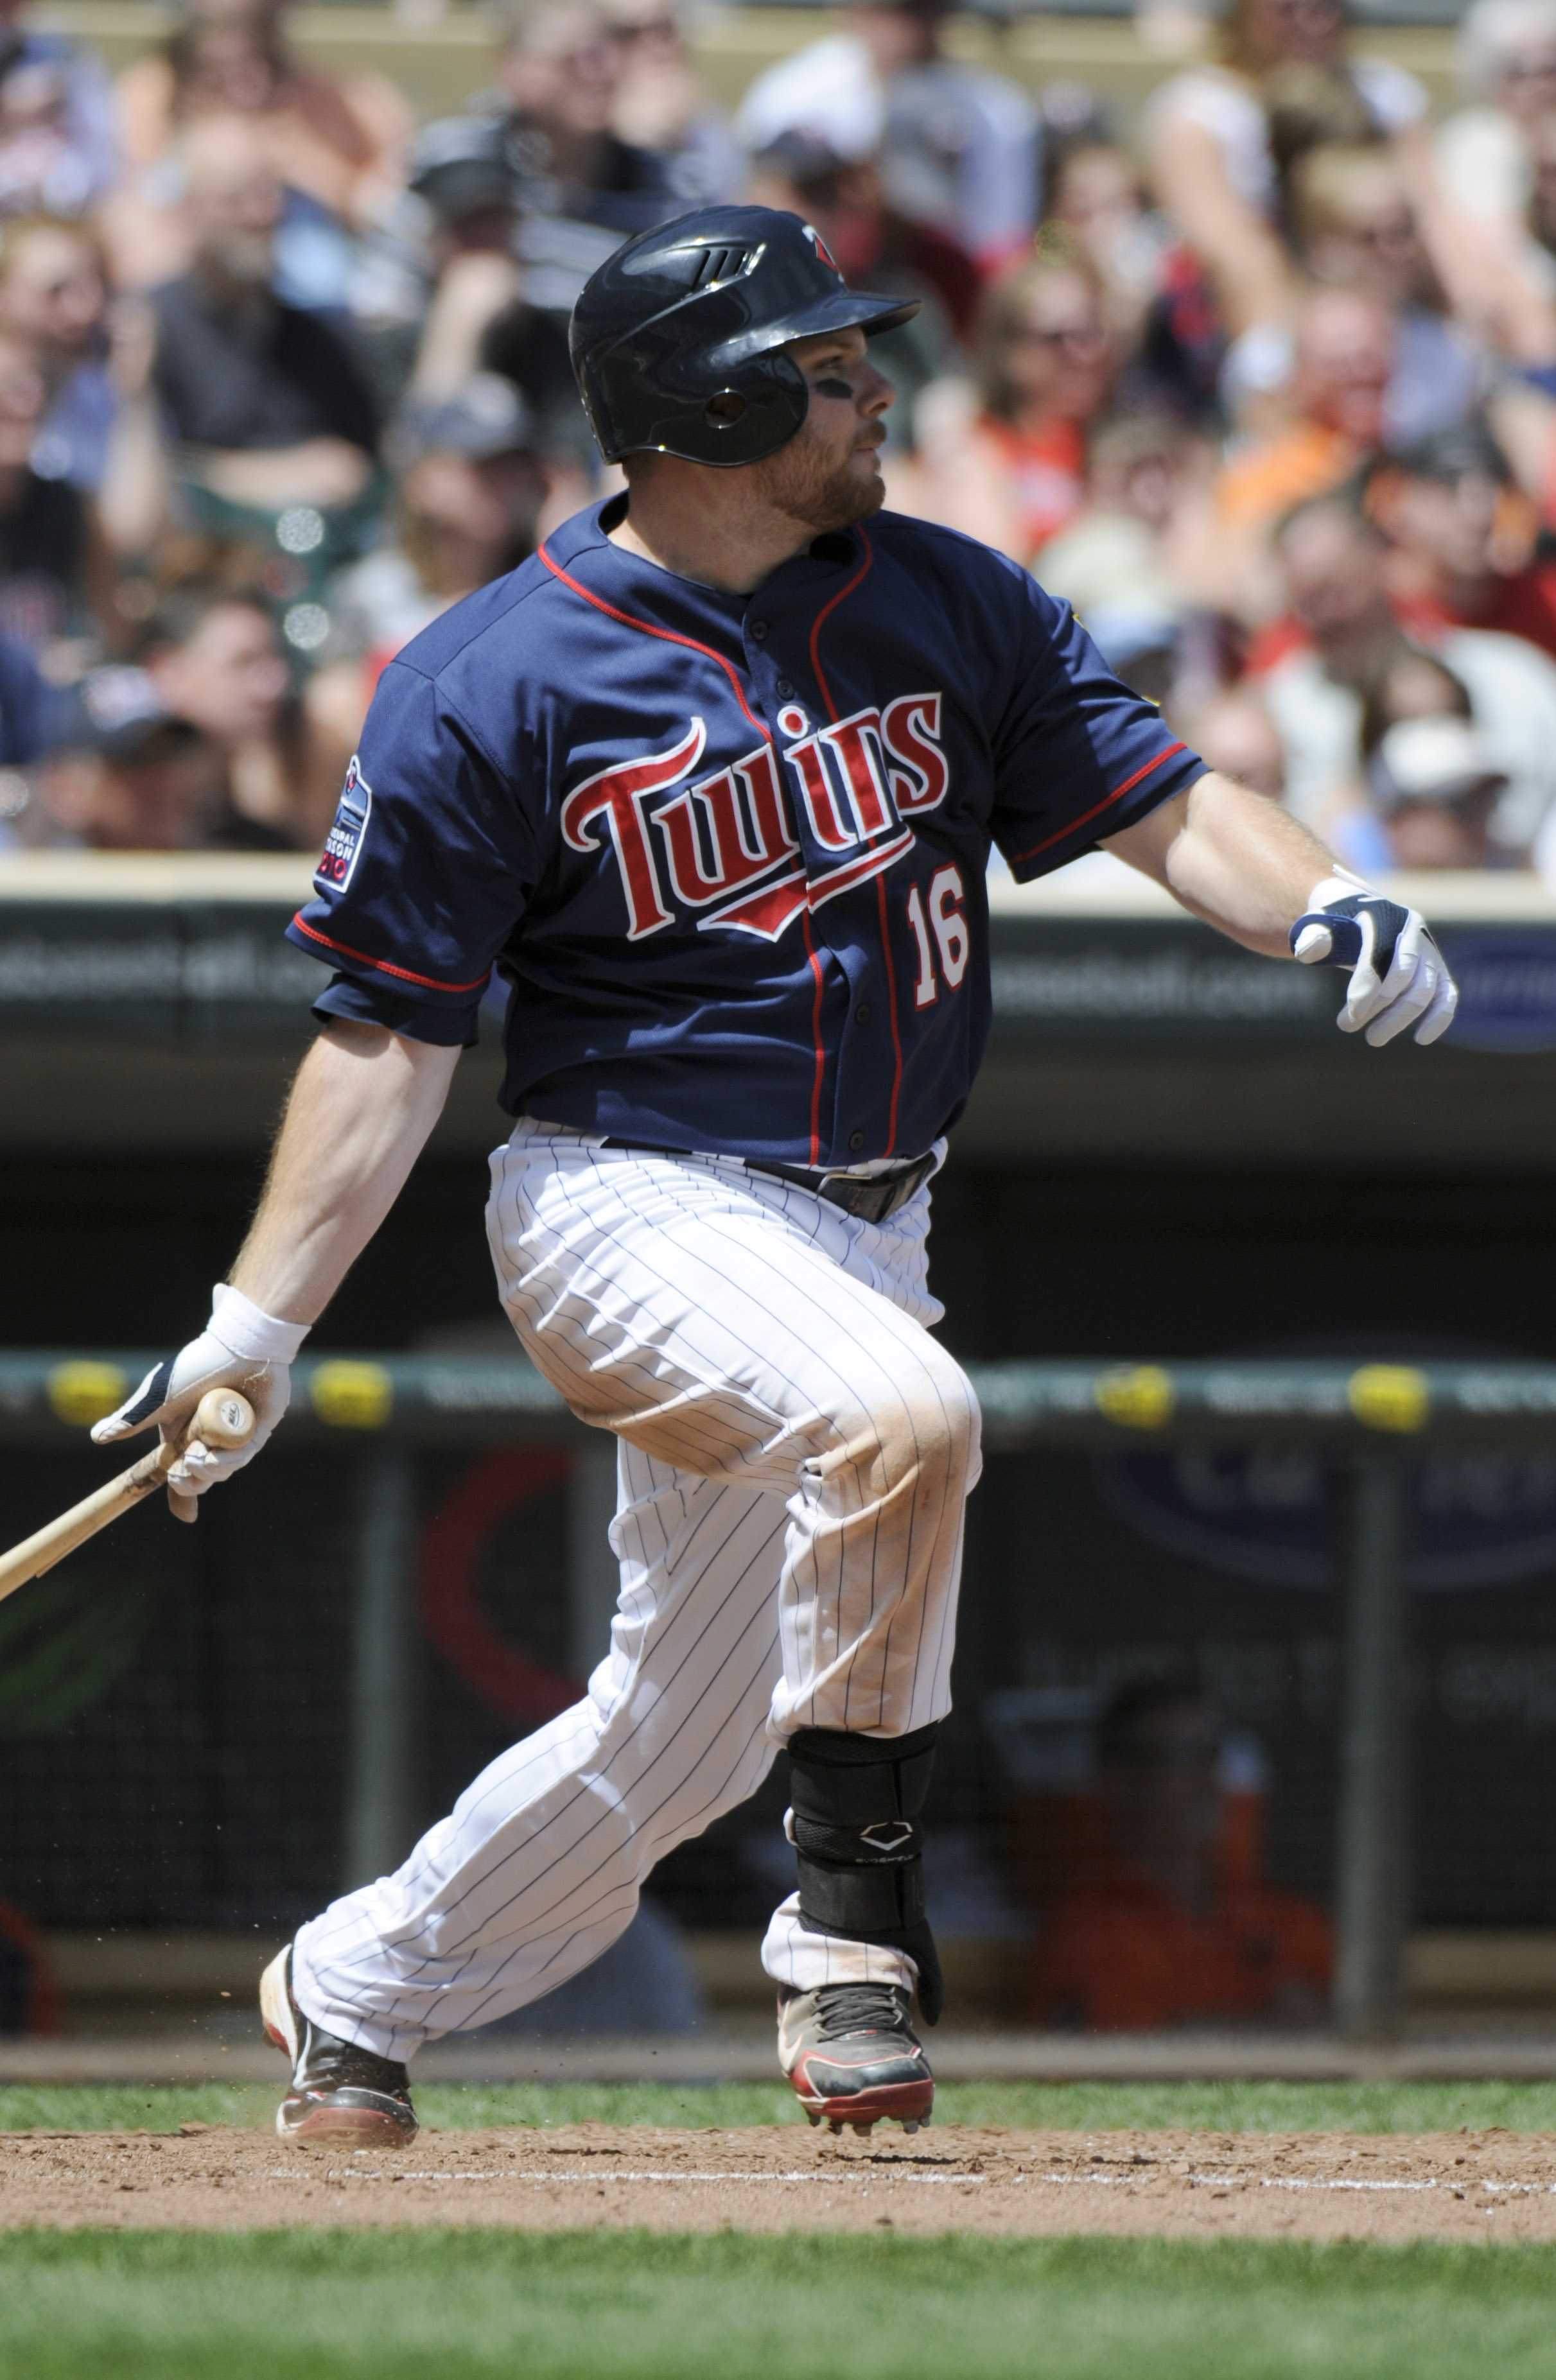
{"left": 848, "top": 1130, "right": 865, "bottom": 1152}
{"left": 749, "top": 618, "right": 769, "bottom": 641}
{"left": 776, "top": 678, "right": 795, "bottom": 699}
{"left": 855, "top": 1002, "right": 871, "bottom": 1025}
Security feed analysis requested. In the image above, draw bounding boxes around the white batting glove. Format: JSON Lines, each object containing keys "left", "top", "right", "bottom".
{"left": 1289, "top": 871, "right": 1458, "bottom": 1048}
{"left": 91, "top": 1285, "right": 308, "bottom": 1522}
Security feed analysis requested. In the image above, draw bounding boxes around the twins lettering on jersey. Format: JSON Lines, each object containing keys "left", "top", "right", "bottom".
{"left": 560, "top": 695, "right": 950, "bottom": 943}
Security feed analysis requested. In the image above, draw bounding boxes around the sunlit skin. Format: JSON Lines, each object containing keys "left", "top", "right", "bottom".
{"left": 608, "top": 324, "right": 893, "bottom": 595}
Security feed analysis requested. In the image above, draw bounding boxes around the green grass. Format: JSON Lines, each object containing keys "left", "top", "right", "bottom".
{"left": 8, "top": 2078, "right": 1556, "bottom": 2135}
{"left": 5, "top": 2232, "right": 1556, "bottom": 2379}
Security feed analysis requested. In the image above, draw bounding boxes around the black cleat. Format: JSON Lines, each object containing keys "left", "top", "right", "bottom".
{"left": 259, "top": 1945, "right": 418, "bottom": 2145}
{"left": 778, "top": 1981, "right": 934, "bottom": 2135}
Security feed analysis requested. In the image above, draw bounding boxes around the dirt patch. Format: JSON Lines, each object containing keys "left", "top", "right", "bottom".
{"left": 5, "top": 2125, "right": 1556, "bottom": 2239}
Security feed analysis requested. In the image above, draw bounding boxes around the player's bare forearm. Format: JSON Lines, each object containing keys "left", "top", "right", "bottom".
{"left": 229, "top": 1021, "right": 461, "bottom": 1325}
{"left": 1100, "top": 771, "right": 1337, "bottom": 959}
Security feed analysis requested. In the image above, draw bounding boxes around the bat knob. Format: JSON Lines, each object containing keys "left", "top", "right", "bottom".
{"left": 189, "top": 1388, "right": 256, "bottom": 1450}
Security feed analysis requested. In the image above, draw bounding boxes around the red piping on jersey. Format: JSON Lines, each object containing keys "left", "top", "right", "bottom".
{"left": 801, "top": 913, "right": 826, "bottom": 1165}
{"left": 806, "top": 535, "right": 873, "bottom": 722}
{"left": 290, "top": 911, "right": 491, "bottom": 995}
{"left": 1006, "top": 743, "right": 1189, "bottom": 866}
{"left": 807, "top": 532, "right": 904, "bottom": 1156}
{"left": 539, "top": 542, "right": 769, "bottom": 739}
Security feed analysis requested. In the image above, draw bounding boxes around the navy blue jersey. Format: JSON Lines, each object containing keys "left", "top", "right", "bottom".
{"left": 289, "top": 499, "right": 1203, "bottom": 1165}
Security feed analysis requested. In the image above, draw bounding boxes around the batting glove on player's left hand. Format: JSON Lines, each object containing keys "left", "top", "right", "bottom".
{"left": 1289, "top": 871, "right": 1458, "bottom": 1048}
{"left": 91, "top": 1283, "right": 308, "bottom": 1522}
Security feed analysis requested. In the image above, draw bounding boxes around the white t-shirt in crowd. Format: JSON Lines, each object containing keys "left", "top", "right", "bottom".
{"left": 1261, "top": 625, "right": 1556, "bottom": 857}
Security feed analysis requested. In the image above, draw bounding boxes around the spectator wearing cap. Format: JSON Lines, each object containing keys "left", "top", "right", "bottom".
{"left": 31, "top": 663, "right": 225, "bottom": 850}
{"left": 888, "top": 236, "right": 1114, "bottom": 566}
{"left": 1370, "top": 423, "right": 1556, "bottom": 663}
{"left": 1253, "top": 491, "right": 1556, "bottom": 862}
{"left": 602, "top": 0, "right": 742, "bottom": 209}
{"left": 315, "top": 375, "right": 562, "bottom": 759}
{"left": 735, "top": 0, "right": 1038, "bottom": 277}
{"left": 108, "top": 116, "right": 380, "bottom": 557}
{"left": 1365, "top": 713, "right": 1510, "bottom": 872}
{"left": 401, "top": 116, "right": 589, "bottom": 472}
{"left": 137, "top": 577, "right": 347, "bottom": 850}
{"left": 485, "top": 0, "right": 674, "bottom": 320}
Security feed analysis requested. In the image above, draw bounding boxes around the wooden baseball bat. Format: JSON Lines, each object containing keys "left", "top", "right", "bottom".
{"left": 0, "top": 1388, "right": 256, "bottom": 1604}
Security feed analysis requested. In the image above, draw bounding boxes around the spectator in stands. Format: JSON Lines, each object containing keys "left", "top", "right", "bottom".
{"left": 735, "top": 0, "right": 1038, "bottom": 276}
{"left": 138, "top": 576, "right": 348, "bottom": 849}
{"left": 1255, "top": 491, "right": 1556, "bottom": 860}
{"left": 0, "top": 0, "right": 112, "bottom": 225}
{"left": 401, "top": 116, "right": 591, "bottom": 471}
{"left": 319, "top": 377, "right": 557, "bottom": 748}
{"left": 0, "top": 215, "right": 113, "bottom": 494}
{"left": 602, "top": 0, "right": 742, "bottom": 208}
{"left": 1020, "top": 1680, "right": 1331, "bottom": 2032}
{"left": 1034, "top": 410, "right": 1207, "bottom": 620}
{"left": 1173, "top": 686, "right": 1287, "bottom": 799}
{"left": 1370, "top": 422, "right": 1556, "bottom": 661}
{"left": 887, "top": 236, "right": 1114, "bottom": 564}
{"left": 1216, "top": 286, "right": 1392, "bottom": 535}
{"left": 128, "top": 117, "right": 380, "bottom": 543}
{"left": 110, "top": 0, "right": 411, "bottom": 293}
{"left": 1146, "top": 0, "right": 1428, "bottom": 350}
{"left": 0, "top": 326, "right": 103, "bottom": 654}
{"left": 1327, "top": 654, "right": 1512, "bottom": 873}
{"left": 1289, "top": 146, "right": 1486, "bottom": 448}
{"left": 32, "top": 664, "right": 223, "bottom": 849}
{"left": 1437, "top": 0, "right": 1556, "bottom": 276}
{"left": 493, "top": 0, "right": 672, "bottom": 274}
{"left": 1045, "top": 139, "right": 1173, "bottom": 359}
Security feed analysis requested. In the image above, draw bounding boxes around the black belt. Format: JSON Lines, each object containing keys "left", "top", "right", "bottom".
{"left": 601, "top": 1141, "right": 936, "bottom": 1226}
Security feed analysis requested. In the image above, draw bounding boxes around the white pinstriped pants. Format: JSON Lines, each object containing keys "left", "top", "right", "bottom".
{"left": 292, "top": 1125, "right": 981, "bottom": 2060}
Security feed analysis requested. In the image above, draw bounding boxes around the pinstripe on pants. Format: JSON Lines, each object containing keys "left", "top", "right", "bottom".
{"left": 292, "top": 1125, "right": 981, "bottom": 2059}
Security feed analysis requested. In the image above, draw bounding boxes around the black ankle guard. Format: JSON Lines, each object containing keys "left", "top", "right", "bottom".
{"left": 788, "top": 1721, "right": 944, "bottom": 2024}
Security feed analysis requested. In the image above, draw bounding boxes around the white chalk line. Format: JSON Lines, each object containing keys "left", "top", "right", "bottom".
{"left": 269, "top": 2169, "right": 988, "bottom": 2186}
{"left": 265, "top": 2166, "right": 1556, "bottom": 2197}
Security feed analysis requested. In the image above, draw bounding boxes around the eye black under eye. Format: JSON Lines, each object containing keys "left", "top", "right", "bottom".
{"left": 812, "top": 376, "right": 853, "bottom": 399}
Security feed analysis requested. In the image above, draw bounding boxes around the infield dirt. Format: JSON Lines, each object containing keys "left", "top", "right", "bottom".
{"left": 5, "top": 2124, "right": 1556, "bottom": 2240}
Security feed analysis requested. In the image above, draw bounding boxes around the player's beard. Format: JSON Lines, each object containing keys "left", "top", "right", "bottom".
{"left": 755, "top": 426, "right": 886, "bottom": 535}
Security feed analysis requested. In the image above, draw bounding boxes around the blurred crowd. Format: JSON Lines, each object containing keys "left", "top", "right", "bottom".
{"left": 3, "top": 0, "right": 1556, "bottom": 874}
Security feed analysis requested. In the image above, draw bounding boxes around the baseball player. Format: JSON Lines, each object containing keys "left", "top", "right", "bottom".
{"left": 92, "top": 205, "right": 1456, "bottom": 2145}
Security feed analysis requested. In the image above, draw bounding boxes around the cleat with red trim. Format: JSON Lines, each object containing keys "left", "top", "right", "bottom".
{"left": 260, "top": 1945, "right": 417, "bottom": 2146}
{"left": 777, "top": 1981, "right": 934, "bottom": 2133}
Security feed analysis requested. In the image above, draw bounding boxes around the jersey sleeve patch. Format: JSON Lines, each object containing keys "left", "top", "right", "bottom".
{"left": 315, "top": 755, "right": 371, "bottom": 892}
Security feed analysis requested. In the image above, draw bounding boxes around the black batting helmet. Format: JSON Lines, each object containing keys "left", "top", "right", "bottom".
{"left": 569, "top": 204, "right": 920, "bottom": 469}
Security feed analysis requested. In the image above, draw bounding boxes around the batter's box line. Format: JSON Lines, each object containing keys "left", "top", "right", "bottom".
{"left": 1034, "top": 2173, "right": 1556, "bottom": 2195}
{"left": 267, "top": 2169, "right": 990, "bottom": 2185}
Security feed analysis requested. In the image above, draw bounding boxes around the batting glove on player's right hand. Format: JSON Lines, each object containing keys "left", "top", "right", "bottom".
{"left": 91, "top": 1283, "right": 309, "bottom": 1522}
{"left": 1289, "top": 871, "right": 1458, "bottom": 1048}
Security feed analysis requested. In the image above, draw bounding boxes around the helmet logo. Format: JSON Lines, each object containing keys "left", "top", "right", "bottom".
{"left": 803, "top": 224, "right": 843, "bottom": 277}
